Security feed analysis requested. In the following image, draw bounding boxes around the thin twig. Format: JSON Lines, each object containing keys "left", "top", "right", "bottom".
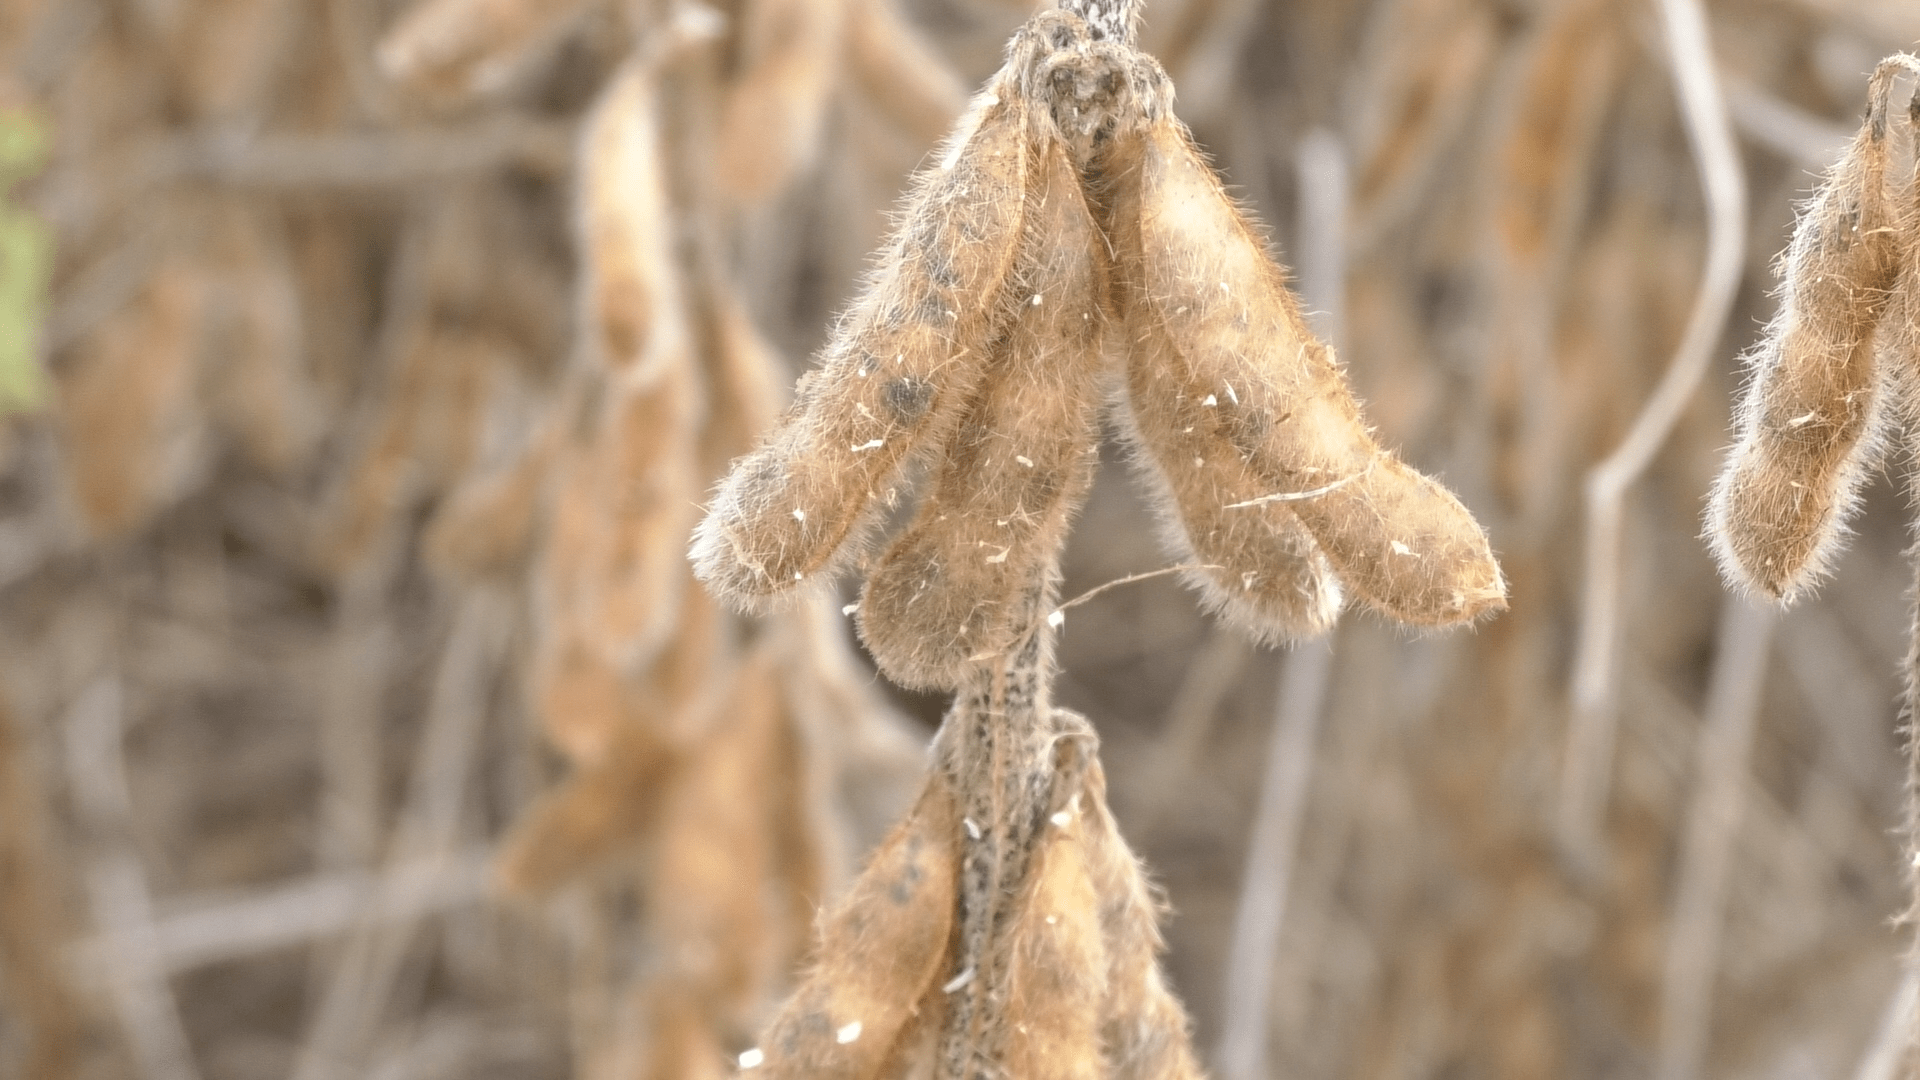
{"left": 1654, "top": 595, "right": 1776, "bottom": 1080}
{"left": 1221, "top": 465, "right": 1368, "bottom": 509}
{"left": 1164, "top": 0, "right": 1265, "bottom": 127}
{"left": 1558, "top": 0, "right": 1748, "bottom": 871}
{"left": 314, "top": 209, "right": 440, "bottom": 874}
{"left": 146, "top": 117, "right": 575, "bottom": 189}
{"left": 0, "top": 682, "right": 84, "bottom": 1076}
{"left": 72, "top": 849, "right": 492, "bottom": 977}
{"left": 317, "top": 562, "right": 398, "bottom": 873}
{"left": 64, "top": 674, "right": 203, "bottom": 1080}
{"left": 291, "top": 591, "right": 513, "bottom": 1080}
{"left": 362, "top": 1012, "right": 545, "bottom": 1080}
{"left": 1215, "top": 637, "right": 1333, "bottom": 1080}
{"left": 1723, "top": 76, "right": 1852, "bottom": 169}
{"left": 1038, "top": 563, "right": 1221, "bottom": 635}
{"left": 1778, "top": 606, "right": 1900, "bottom": 798}
{"left": 42, "top": 222, "right": 169, "bottom": 354}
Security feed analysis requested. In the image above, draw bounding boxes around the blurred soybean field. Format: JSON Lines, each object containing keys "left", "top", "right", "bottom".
{"left": 5, "top": 0, "right": 1920, "bottom": 1078}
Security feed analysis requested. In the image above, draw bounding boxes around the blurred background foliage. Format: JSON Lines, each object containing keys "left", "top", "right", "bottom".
{"left": 4, "top": 0, "right": 1920, "bottom": 1078}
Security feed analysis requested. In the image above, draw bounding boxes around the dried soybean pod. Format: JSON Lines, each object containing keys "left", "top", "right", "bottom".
{"left": 531, "top": 634, "right": 632, "bottom": 767}
{"left": 423, "top": 422, "right": 558, "bottom": 583}
{"left": 845, "top": 0, "right": 967, "bottom": 148}
{"left": 582, "top": 366, "right": 702, "bottom": 665}
{"left": 63, "top": 263, "right": 210, "bottom": 540}
{"left": 542, "top": 361, "right": 701, "bottom": 672}
{"left": 745, "top": 777, "right": 960, "bottom": 1079}
{"left": 495, "top": 703, "right": 679, "bottom": 894}
{"left": 690, "top": 64, "right": 1034, "bottom": 609}
{"left": 1707, "top": 60, "right": 1911, "bottom": 600}
{"left": 324, "top": 329, "right": 521, "bottom": 574}
{"left": 1000, "top": 797, "right": 1106, "bottom": 1080}
{"left": 205, "top": 208, "right": 319, "bottom": 477}
{"left": 715, "top": 0, "right": 849, "bottom": 201}
{"left": 1074, "top": 756, "right": 1205, "bottom": 1080}
{"left": 1347, "top": 0, "right": 1500, "bottom": 246}
{"left": 1039, "top": 28, "right": 1340, "bottom": 643}
{"left": 1117, "top": 411, "right": 1343, "bottom": 642}
{"left": 578, "top": 58, "right": 679, "bottom": 378}
{"left": 1120, "top": 108, "right": 1504, "bottom": 626}
{"left": 629, "top": 990, "right": 732, "bottom": 1080}
{"left": 858, "top": 138, "right": 1106, "bottom": 690}
{"left": 700, "top": 287, "right": 787, "bottom": 472}
{"left": 647, "top": 650, "right": 788, "bottom": 1011}
{"left": 1116, "top": 315, "right": 1343, "bottom": 642}
{"left": 534, "top": 579, "right": 720, "bottom": 768}
{"left": 504, "top": 586, "right": 723, "bottom": 891}
{"left": 377, "top": 0, "right": 592, "bottom": 100}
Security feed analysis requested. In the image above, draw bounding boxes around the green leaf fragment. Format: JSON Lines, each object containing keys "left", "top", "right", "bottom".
{"left": 0, "top": 108, "right": 48, "bottom": 184}
{"left": 0, "top": 207, "right": 51, "bottom": 412}
{"left": 0, "top": 108, "right": 52, "bottom": 415}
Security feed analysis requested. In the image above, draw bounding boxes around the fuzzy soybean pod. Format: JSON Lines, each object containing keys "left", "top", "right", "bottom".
{"left": 858, "top": 138, "right": 1107, "bottom": 690}
{"left": 578, "top": 58, "right": 677, "bottom": 377}
{"left": 1118, "top": 333, "right": 1344, "bottom": 641}
{"left": 742, "top": 776, "right": 960, "bottom": 1078}
{"left": 1000, "top": 790, "right": 1106, "bottom": 1080}
{"left": 1117, "top": 417, "right": 1344, "bottom": 642}
{"left": 1119, "top": 111, "right": 1504, "bottom": 627}
{"left": 1039, "top": 30, "right": 1342, "bottom": 645}
{"left": 423, "top": 422, "right": 557, "bottom": 583}
{"left": 845, "top": 0, "right": 968, "bottom": 148}
{"left": 690, "top": 64, "right": 1034, "bottom": 609}
{"left": 1707, "top": 62, "right": 1909, "bottom": 601}
{"left": 1075, "top": 756, "right": 1206, "bottom": 1080}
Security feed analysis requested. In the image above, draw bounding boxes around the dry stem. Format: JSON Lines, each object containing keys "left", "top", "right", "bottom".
{"left": 1558, "top": 0, "right": 1747, "bottom": 872}
{"left": 1654, "top": 596, "right": 1776, "bottom": 1080}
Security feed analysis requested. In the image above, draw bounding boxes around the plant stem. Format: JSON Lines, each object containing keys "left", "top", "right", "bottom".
{"left": 1056, "top": 0, "right": 1138, "bottom": 45}
{"left": 936, "top": 588, "right": 1065, "bottom": 1080}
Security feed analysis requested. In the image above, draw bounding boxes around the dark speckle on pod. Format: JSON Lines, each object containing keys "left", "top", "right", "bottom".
{"left": 884, "top": 376, "right": 935, "bottom": 422}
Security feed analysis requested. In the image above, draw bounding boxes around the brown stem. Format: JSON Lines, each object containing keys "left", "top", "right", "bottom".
{"left": 1056, "top": 0, "right": 1138, "bottom": 46}
{"left": 934, "top": 587, "right": 1075, "bottom": 1080}
{"left": 1905, "top": 523, "right": 1920, "bottom": 933}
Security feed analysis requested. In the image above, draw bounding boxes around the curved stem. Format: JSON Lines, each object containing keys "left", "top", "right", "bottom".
{"left": 1557, "top": 0, "right": 1747, "bottom": 871}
